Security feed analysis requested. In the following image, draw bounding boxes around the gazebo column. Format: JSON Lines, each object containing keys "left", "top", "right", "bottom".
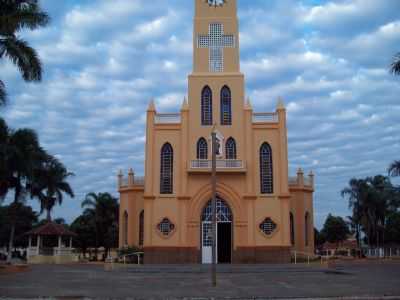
{"left": 69, "top": 237, "right": 73, "bottom": 249}
{"left": 37, "top": 235, "right": 41, "bottom": 255}
{"left": 28, "top": 236, "right": 32, "bottom": 248}
{"left": 58, "top": 235, "right": 62, "bottom": 256}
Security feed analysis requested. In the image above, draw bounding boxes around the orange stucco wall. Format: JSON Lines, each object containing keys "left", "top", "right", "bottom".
{"left": 118, "top": 0, "right": 315, "bottom": 261}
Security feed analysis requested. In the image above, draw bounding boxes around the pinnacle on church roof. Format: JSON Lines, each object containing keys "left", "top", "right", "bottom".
{"left": 277, "top": 97, "right": 285, "bottom": 110}
{"left": 181, "top": 96, "right": 189, "bottom": 111}
{"left": 245, "top": 97, "right": 252, "bottom": 109}
{"left": 147, "top": 99, "right": 156, "bottom": 112}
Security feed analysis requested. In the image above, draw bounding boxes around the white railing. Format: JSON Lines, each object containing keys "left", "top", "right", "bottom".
{"left": 191, "top": 160, "right": 244, "bottom": 169}
{"left": 120, "top": 176, "right": 145, "bottom": 187}
{"left": 121, "top": 177, "right": 129, "bottom": 186}
{"left": 27, "top": 247, "right": 39, "bottom": 257}
{"left": 288, "top": 177, "right": 298, "bottom": 185}
{"left": 253, "top": 113, "right": 279, "bottom": 123}
{"left": 134, "top": 176, "right": 145, "bottom": 185}
{"left": 363, "top": 248, "right": 400, "bottom": 258}
{"left": 54, "top": 247, "right": 74, "bottom": 256}
{"left": 155, "top": 113, "right": 181, "bottom": 124}
{"left": 304, "top": 177, "right": 313, "bottom": 186}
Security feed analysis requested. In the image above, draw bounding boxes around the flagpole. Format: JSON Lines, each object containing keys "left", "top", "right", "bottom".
{"left": 211, "top": 126, "right": 217, "bottom": 287}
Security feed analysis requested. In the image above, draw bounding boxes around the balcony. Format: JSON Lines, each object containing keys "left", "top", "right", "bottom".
{"left": 155, "top": 113, "right": 181, "bottom": 124}
{"left": 189, "top": 159, "right": 246, "bottom": 173}
{"left": 252, "top": 112, "right": 279, "bottom": 123}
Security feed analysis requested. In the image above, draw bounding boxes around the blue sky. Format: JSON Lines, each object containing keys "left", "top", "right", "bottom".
{"left": 1, "top": 0, "right": 400, "bottom": 228}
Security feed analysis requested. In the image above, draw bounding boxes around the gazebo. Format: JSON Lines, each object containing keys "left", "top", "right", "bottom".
{"left": 25, "top": 222, "right": 78, "bottom": 264}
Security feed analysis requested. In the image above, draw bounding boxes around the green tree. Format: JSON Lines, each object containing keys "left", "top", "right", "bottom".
{"left": 342, "top": 175, "right": 399, "bottom": 248}
{"left": 388, "top": 160, "right": 400, "bottom": 177}
{"left": 341, "top": 178, "right": 369, "bottom": 247}
{"left": 314, "top": 228, "right": 326, "bottom": 249}
{"left": 0, "top": 0, "right": 50, "bottom": 106}
{"left": 0, "top": 123, "right": 46, "bottom": 262}
{"left": 30, "top": 155, "right": 74, "bottom": 221}
{"left": 70, "top": 212, "right": 96, "bottom": 256}
{"left": 385, "top": 211, "right": 400, "bottom": 244}
{"left": 0, "top": 203, "right": 38, "bottom": 249}
{"left": 81, "top": 192, "right": 119, "bottom": 259}
{"left": 321, "top": 214, "right": 350, "bottom": 246}
{"left": 390, "top": 52, "right": 400, "bottom": 76}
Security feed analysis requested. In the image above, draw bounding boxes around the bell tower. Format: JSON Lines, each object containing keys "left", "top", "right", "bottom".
{"left": 187, "top": 0, "right": 245, "bottom": 168}
{"left": 193, "top": 0, "right": 240, "bottom": 74}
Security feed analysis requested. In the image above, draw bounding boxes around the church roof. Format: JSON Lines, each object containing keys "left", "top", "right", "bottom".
{"left": 25, "top": 222, "right": 77, "bottom": 237}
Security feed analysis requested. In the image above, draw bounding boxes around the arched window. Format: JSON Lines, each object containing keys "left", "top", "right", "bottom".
{"left": 201, "top": 86, "right": 213, "bottom": 126}
{"left": 225, "top": 137, "right": 237, "bottom": 159}
{"left": 260, "top": 143, "right": 273, "bottom": 194}
{"left": 290, "top": 212, "right": 295, "bottom": 246}
{"left": 197, "top": 138, "right": 208, "bottom": 159}
{"left": 160, "top": 143, "right": 173, "bottom": 194}
{"left": 305, "top": 212, "right": 310, "bottom": 246}
{"left": 123, "top": 211, "right": 128, "bottom": 246}
{"left": 139, "top": 210, "right": 144, "bottom": 247}
{"left": 220, "top": 86, "right": 232, "bottom": 125}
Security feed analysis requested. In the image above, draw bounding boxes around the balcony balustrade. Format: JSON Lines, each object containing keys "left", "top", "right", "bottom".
{"left": 252, "top": 112, "right": 279, "bottom": 123}
{"left": 155, "top": 113, "right": 181, "bottom": 124}
{"left": 190, "top": 159, "right": 245, "bottom": 172}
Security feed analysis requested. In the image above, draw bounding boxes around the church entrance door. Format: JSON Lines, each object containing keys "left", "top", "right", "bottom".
{"left": 201, "top": 197, "right": 233, "bottom": 264}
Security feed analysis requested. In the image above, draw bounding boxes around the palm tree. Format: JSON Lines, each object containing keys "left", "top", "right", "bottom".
{"left": 0, "top": 0, "right": 50, "bottom": 105}
{"left": 30, "top": 156, "right": 74, "bottom": 221}
{"left": 391, "top": 52, "right": 400, "bottom": 75}
{"left": 341, "top": 178, "right": 368, "bottom": 248}
{"left": 0, "top": 123, "right": 45, "bottom": 261}
{"left": 0, "top": 80, "right": 5, "bottom": 106}
{"left": 82, "top": 192, "right": 119, "bottom": 259}
{"left": 388, "top": 160, "right": 400, "bottom": 177}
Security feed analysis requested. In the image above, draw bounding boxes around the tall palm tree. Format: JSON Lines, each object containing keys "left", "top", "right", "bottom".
{"left": 341, "top": 178, "right": 369, "bottom": 247}
{"left": 388, "top": 160, "right": 400, "bottom": 177}
{"left": 0, "top": 0, "right": 50, "bottom": 105}
{"left": 0, "top": 80, "right": 5, "bottom": 106}
{"left": 391, "top": 52, "right": 400, "bottom": 75}
{"left": 0, "top": 123, "right": 45, "bottom": 261}
{"left": 31, "top": 156, "right": 74, "bottom": 221}
{"left": 82, "top": 192, "right": 119, "bottom": 259}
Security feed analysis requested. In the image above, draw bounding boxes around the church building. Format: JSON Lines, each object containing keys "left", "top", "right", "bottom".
{"left": 118, "top": 0, "right": 315, "bottom": 264}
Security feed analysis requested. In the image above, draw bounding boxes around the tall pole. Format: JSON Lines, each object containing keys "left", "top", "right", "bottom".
{"left": 211, "top": 129, "right": 217, "bottom": 287}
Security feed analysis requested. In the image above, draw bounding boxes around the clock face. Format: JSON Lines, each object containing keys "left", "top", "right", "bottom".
{"left": 207, "top": 0, "right": 227, "bottom": 7}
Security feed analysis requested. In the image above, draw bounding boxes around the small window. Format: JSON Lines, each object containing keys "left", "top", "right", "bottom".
{"left": 290, "top": 212, "right": 295, "bottom": 246}
{"left": 220, "top": 86, "right": 232, "bottom": 125}
{"left": 160, "top": 143, "right": 173, "bottom": 194}
{"left": 197, "top": 138, "right": 208, "bottom": 159}
{"left": 201, "top": 86, "right": 213, "bottom": 126}
{"left": 157, "top": 218, "right": 175, "bottom": 236}
{"left": 260, "top": 143, "right": 273, "bottom": 194}
{"left": 305, "top": 212, "right": 310, "bottom": 246}
{"left": 225, "top": 137, "right": 236, "bottom": 159}
{"left": 123, "top": 211, "right": 128, "bottom": 246}
{"left": 139, "top": 210, "right": 144, "bottom": 247}
{"left": 259, "top": 217, "right": 277, "bottom": 236}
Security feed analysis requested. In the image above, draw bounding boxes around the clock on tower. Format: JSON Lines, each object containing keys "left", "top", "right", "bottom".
{"left": 206, "top": 0, "right": 227, "bottom": 7}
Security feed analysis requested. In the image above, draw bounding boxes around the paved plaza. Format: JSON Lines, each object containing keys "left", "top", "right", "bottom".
{"left": 0, "top": 261, "right": 400, "bottom": 299}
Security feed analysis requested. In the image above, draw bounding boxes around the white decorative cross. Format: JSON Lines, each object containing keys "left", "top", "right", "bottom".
{"left": 197, "top": 23, "right": 235, "bottom": 72}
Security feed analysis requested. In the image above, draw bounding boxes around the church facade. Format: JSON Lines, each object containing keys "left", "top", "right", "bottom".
{"left": 118, "top": 0, "right": 315, "bottom": 264}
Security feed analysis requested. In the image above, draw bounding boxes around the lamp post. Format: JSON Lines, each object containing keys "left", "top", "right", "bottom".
{"left": 211, "top": 127, "right": 217, "bottom": 287}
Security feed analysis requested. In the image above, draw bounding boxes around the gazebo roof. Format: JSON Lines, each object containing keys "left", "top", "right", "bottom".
{"left": 25, "top": 222, "right": 77, "bottom": 237}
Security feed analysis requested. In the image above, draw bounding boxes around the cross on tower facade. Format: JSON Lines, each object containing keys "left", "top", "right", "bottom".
{"left": 197, "top": 23, "right": 235, "bottom": 72}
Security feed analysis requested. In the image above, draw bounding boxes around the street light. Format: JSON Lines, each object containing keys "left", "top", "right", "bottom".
{"left": 211, "top": 126, "right": 218, "bottom": 286}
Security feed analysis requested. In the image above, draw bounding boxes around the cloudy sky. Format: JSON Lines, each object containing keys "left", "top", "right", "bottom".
{"left": 1, "top": 0, "right": 400, "bottom": 228}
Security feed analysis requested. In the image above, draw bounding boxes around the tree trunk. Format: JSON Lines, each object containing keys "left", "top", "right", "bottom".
{"left": 6, "top": 220, "right": 16, "bottom": 263}
{"left": 46, "top": 209, "right": 52, "bottom": 222}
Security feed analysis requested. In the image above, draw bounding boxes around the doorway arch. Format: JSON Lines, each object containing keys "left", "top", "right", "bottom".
{"left": 201, "top": 196, "right": 233, "bottom": 264}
